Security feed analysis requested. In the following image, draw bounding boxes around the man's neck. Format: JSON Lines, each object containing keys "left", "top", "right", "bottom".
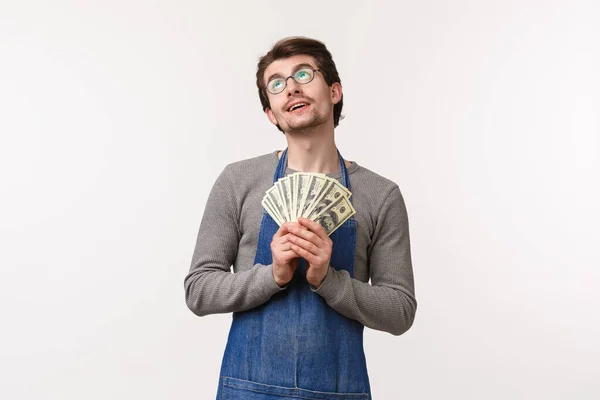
{"left": 277, "top": 129, "right": 350, "bottom": 173}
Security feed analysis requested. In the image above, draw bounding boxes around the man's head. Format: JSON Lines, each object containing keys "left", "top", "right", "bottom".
{"left": 256, "top": 37, "right": 344, "bottom": 134}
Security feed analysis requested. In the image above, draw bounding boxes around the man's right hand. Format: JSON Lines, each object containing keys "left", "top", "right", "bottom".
{"left": 270, "top": 222, "right": 301, "bottom": 287}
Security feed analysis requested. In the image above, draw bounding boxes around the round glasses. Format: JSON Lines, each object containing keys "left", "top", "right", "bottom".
{"left": 266, "top": 67, "right": 322, "bottom": 95}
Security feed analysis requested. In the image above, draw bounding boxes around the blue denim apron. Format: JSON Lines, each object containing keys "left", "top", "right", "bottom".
{"left": 216, "top": 148, "right": 371, "bottom": 399}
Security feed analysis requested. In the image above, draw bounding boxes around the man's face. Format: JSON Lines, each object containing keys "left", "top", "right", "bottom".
{"left": 263, "top": 55, "right": 342, "bottom": 133}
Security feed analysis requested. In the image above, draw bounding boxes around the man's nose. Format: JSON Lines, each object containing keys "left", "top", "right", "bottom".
{"left": 286, "top": 78, "right": 302, "bottom": 96}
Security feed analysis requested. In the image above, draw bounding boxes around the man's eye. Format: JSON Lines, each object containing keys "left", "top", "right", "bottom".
{"left": 295, "top": 69, "right": 313, "bottom": 82}
{"left": 269, "top": 80, "right": 284, "bottom": 91}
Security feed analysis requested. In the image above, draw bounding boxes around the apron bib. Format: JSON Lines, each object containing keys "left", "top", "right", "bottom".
{"left": 216, "top": 149, "right": 371, "bottom": 399}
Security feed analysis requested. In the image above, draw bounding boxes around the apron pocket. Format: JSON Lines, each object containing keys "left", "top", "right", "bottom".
{"left": 221, "top": 376, "right": 369, "bottom": 400}
{"left": 221, "top": 376, "right": 295, "bottom": 399}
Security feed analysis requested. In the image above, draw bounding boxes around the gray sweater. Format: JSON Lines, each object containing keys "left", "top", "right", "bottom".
{"left": 184, "top": 150, "right": 417, "bottom": 336}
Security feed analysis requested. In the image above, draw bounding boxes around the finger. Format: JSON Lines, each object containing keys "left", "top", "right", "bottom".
{"left": 287, "top": 234, "right": 319, "bottom": 256}
{"left": 289, "top": 243, "right": 317, "bottom": 264}
{"left": 279, "top": 232, "right": 303, "bottom": 245}
{"left": 278, "top": 233, "right": 291, "bottom": 244}
{"left": 279, "top": 248, "right": 299, "bottom": 261}
{"left": 297, "top": 217, "right": 329, "bottom": 241}
{"left": 274, "top": 243, "right": 299, "bottom": 255}
{"left": 288, "top": 223, "right": 319, "bottom": 245}
{"left": 273, "top": 222, "right": 293, "bottom": 239}
{"left": 276, "top": 242, "right": 293, "bottom": 251}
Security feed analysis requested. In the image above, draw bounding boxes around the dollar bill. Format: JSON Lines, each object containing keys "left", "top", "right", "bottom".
{"left": 306, "top": 178, "right": 352, "bottom": 220}
{"left": 264, "top": 194, "right": 285, "bottom": 224}
{"left": 276, "top": 177, "right": 292, "bottom": 221}
{"left": 266, "top": 186, "right": 287, "bottom": 222}
{"left": 282, "top": 177, "right": 293, "bottom": 221}
{"left": 312, "top": 195, "right": 356, "bottom": 235}
{"left": 262, "top": 171, "right": 356, "bottom": 234}
{"left": 289, "top": 175, "right": 296, "bottom": 221}
{"left": 262, "top": 198, "right": 283, "bottom": 226}
{"left": 300, "top": 175, "right": 330, "bottom": 219}
{"left": 291, "top": 173, "right": 298, "bottom": 221}
{"left": 295, "top": 173, "right": 311, "bottom": 222}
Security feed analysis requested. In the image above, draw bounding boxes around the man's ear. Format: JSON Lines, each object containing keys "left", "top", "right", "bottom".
{"left": 265, "top": 108, "right": 278, "bottom": 125}
{"left": 331, "top": 82, "right": 343, "bottom": 105}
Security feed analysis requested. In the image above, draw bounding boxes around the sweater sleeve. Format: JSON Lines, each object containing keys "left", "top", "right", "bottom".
{"left": 184, "top": 165, "right": 286, "bottom": 317}
{"left": 311, "top": 185, "right": 417, "bottom": 335}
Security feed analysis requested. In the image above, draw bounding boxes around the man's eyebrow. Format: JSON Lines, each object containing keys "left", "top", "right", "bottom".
{"left": 266, "top": 63, "right": 316, "bottom": 84}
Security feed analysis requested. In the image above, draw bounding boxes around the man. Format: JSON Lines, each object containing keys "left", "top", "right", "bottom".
{"left": 184, "top": 36, "right": 417, "bottom": 399}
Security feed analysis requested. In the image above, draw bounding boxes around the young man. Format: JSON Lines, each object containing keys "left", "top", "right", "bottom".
{"left": 184, "top": 37, "right": 417, "bottom": 399}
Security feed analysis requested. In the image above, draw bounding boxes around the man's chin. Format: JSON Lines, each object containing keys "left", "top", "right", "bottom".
{"left": 283, "top": 117, "right": 326, "bottom": 133}
{"left": 287, "top": 123, "right": 314, "bottom": 132}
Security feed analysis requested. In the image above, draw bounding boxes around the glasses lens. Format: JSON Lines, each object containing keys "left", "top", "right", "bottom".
{"left": 267, "top": 78, "right": 285, "bottom": 94}
{"left": 294, "top": 68, "right": 314, "bottom": 84}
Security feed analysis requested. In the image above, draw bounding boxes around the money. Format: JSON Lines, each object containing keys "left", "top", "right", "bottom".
{"left": 312, "top": 195, "right": 356, "bottom": 235}
{"left": 261, "top": 172, "right": 355, "bottom": 235}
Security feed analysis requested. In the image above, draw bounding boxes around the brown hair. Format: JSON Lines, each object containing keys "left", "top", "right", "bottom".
{"left": 256, "top": 37, "right": 344, "bottom": 133}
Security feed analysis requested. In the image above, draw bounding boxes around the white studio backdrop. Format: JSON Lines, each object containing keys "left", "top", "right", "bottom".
{"left": 1, "top": 1, "right": 598, "bottom": 399}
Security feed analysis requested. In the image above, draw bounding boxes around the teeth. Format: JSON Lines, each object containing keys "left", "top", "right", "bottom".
{"left": 289, "top": 103, "right": 307, "bottom": 112}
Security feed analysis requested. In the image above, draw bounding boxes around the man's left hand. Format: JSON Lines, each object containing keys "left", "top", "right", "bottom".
{"left": 287, "top": 217, "right": 333, "bottom": 288}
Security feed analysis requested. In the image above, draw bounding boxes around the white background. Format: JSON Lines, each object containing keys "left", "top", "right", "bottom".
{"left": 1, "top": 1, "right": 599, "bottom": 399}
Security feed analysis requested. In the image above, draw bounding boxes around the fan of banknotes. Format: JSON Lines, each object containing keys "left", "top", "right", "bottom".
{"left": 261, "top": 172, "right": 356, "bottom": 235}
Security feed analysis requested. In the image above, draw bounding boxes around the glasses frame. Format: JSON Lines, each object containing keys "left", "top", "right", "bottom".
{"left": 266, "top": 67, "right": 322, "bottom": 95}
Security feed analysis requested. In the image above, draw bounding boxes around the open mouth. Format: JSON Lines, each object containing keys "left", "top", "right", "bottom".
{"left": 287, "top": 103, "right": 309, "bottom": 113}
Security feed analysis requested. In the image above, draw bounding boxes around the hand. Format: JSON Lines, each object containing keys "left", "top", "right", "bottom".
{"left": 270, "top": 222, "right": 301, "bottom": 287}
{"left": 287, "top": 217, "right": 333, "bottom": 288}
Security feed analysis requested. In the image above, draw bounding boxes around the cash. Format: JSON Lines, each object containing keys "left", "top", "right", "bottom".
{"left": 262, "top": 172, "right": 356, "bottom": 235}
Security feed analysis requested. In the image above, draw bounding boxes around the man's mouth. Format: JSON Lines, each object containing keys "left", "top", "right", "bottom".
{"left": 287, "top": 103, "right": 309, "bottom": 113}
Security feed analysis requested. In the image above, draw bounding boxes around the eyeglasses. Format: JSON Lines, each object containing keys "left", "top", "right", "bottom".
{"left": 266, "top": 67, "right": 322, "bottom": 95}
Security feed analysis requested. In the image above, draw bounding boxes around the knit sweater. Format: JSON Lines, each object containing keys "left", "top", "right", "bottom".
{"left": 184, "top": 150, "right": 417, "bottom": 336}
